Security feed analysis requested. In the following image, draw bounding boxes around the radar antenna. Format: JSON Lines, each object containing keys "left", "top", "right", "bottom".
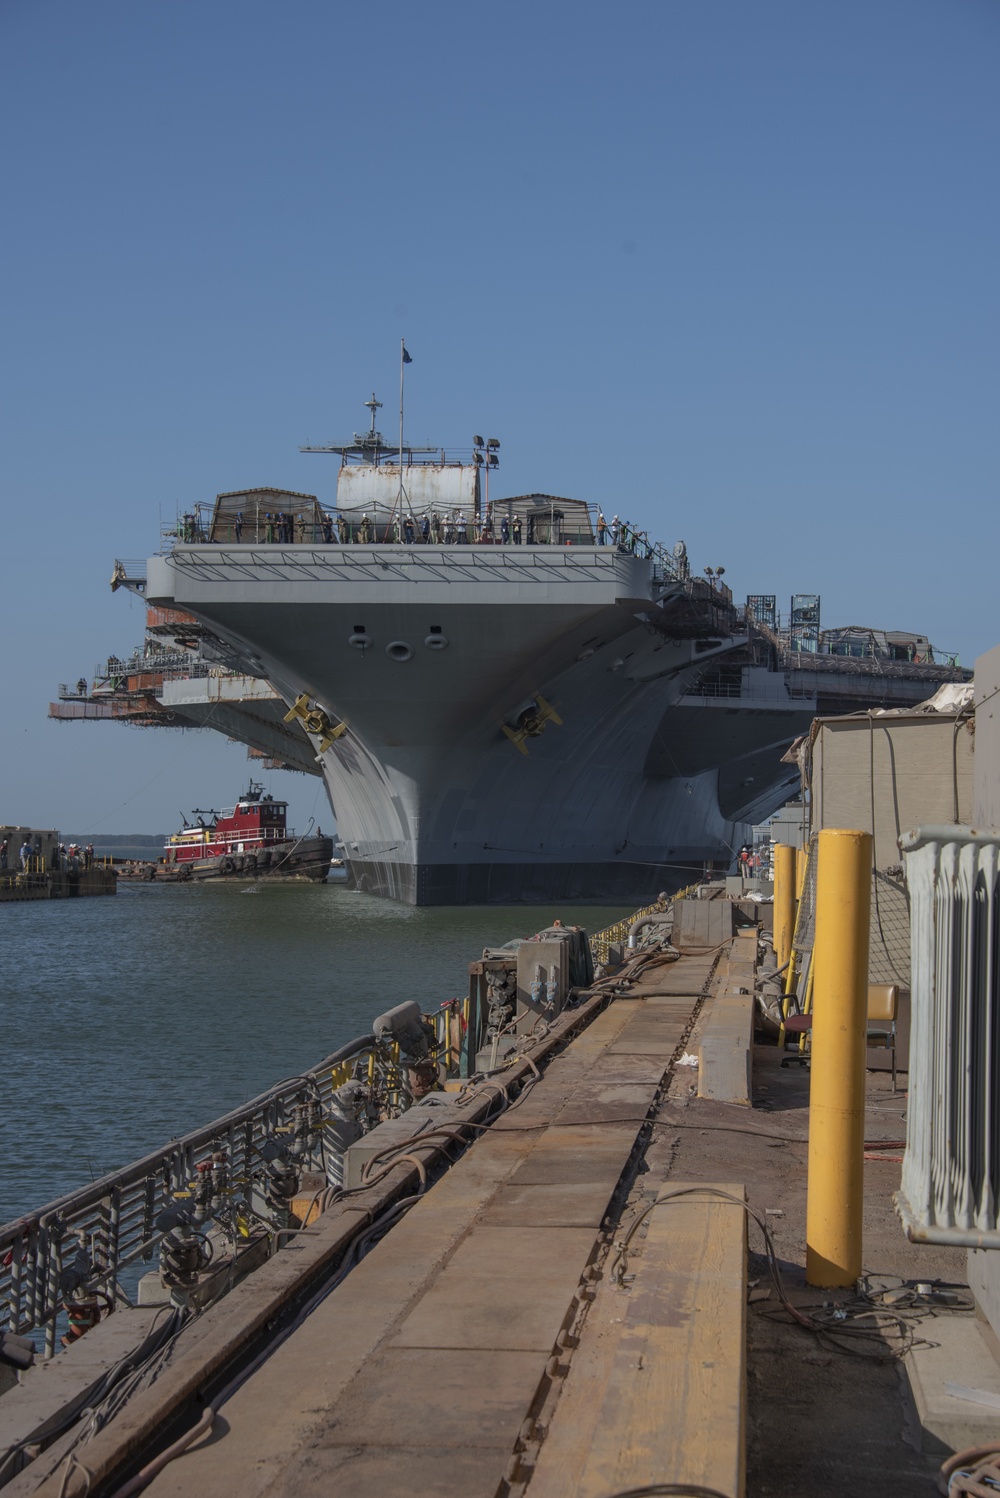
{"left": 364, "top": 392, "right": 382, "bottom": 436}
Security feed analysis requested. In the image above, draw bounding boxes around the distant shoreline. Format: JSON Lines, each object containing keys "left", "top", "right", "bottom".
{"left": 64, "top": 834, "right": 166, "bottom": 848}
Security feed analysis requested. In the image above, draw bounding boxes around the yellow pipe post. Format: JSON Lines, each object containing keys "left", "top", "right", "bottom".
{"left": 772, "top": 844, "right": 797, "bottom": 972}
{"left": 806, "top": 828, "right": 872, "bottom": 1288}
{"left": 796, "top": 844, "right": 808, "bottom": 899}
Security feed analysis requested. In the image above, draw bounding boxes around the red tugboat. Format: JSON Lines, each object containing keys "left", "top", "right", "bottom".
{"left": 158, "top": 783, "right": 333, "bottom": 882}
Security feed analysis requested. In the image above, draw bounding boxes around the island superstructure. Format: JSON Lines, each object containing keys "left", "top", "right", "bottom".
{"left": 90, "top": 398, "right": 968, "bottom": 904}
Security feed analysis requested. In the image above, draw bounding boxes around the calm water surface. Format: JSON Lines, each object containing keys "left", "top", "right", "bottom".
{"left": 1, "top": 882, "right": 631, "bottom": 1223}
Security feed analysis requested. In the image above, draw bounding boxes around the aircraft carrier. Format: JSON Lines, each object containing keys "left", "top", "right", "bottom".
{"left": 102, "top": 400, "right": 968, "bottom": 905}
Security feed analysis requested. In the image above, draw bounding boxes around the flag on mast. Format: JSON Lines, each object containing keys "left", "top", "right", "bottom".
{"left": 397, "top": 340, "right": 413, "bottom": 526}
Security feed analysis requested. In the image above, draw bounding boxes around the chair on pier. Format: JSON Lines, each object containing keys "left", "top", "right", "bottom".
{"left": 779, "top": 982, "right": 898, "bottom": 1090}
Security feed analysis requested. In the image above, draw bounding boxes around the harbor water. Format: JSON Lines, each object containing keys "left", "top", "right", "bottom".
{"left": 1, "top": 882, "right": 632, "bottom": 1225}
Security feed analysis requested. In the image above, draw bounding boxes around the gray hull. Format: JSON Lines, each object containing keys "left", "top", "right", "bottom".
{"left": 143, "top": 543, "right": 913, "bottom": 904}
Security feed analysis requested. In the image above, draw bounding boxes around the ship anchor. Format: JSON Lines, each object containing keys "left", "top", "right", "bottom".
{"left": 502, "top": 695, "right": 563, "bottom": 756}
{"left": 284, "top": 694, "right": 348, "bottom": 754}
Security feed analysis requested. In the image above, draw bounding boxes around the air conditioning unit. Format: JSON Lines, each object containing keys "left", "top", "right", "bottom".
{"left": 896, "top": 826, "right": 1000, "bottom": 1247}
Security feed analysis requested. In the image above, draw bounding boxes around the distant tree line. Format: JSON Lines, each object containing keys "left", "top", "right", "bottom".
{"left": 63, "top": 833, "right": 166, "bottom": 848}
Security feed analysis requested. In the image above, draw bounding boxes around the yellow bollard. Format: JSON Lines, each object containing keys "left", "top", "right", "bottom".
{"left": 796, "top": 844, "right": 808, "bottom": 899}
{"left": 772, "top": 844, "right": 797, "bottom": 972}
{"left": 805, "top": 828, "right": 872, "bottom": 1287}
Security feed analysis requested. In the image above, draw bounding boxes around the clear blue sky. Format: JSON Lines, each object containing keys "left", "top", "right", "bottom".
{"left": 2, "top": 0, "right": 997, "bottom": 834}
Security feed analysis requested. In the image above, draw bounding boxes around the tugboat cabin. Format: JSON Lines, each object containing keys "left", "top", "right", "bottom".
{"left": 165, "top": 784, "right": 290, "bottom": 864}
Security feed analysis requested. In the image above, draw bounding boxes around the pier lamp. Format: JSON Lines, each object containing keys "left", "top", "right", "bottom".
{"left": 472, "top": 435, "right": 500, "bottom": 530}
{"left": 473, "top": 437, "right": 484, "bottom": 526}
{"left": 484, "top": 440, "right": 499, "bottom": 522}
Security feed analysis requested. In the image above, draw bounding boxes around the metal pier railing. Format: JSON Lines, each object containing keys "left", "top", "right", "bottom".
{"left": 0, "top": 1033, "right": 374, "bottom": 1357}
{"left": 0, "top": 995, "right": 497, "bottom": 1352}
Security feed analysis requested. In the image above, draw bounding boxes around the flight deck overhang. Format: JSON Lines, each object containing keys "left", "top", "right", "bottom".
{"left": 146, "top": 545, "right": 655, "bottom": 612}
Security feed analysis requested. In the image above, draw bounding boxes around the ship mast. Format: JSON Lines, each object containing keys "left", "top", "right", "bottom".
{"left": 398, "top": 341, "right": 406, "bottom": 519}
{"left": 300, "top": 390, "right": 436, "bottom": 469}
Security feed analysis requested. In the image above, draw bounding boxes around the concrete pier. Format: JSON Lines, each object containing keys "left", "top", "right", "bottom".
{"left": 143, "top": 955, "right": 721, "bottom": 1498}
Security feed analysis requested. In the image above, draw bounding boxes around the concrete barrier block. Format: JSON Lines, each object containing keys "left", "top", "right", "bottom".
{"left": 698, "top": 986, "right": 754, "bottom": 1107}
{"left": 674, "top": 899, "right": 735, "bottom": 951}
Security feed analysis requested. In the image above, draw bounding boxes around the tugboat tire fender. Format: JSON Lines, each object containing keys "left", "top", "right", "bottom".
{"left": 219, "top": 856, "right": 236, "bottom": 875}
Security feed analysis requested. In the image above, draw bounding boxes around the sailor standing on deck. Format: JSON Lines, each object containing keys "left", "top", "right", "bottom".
{"left": 610, "top": 515, "right": 620, "bottom": 546}
{"left": 457, "top": 511, "right": 468, "bottom": 543}
{"left": 500, "top": 514, "right": 510, "bottom": 544}
{"left": 421, "top": 514, "right": 430, "bottom": 543}
{"left": 430, "top": 512, "right": 442, "bottom": 544}
{"left": 234, "top": 511, "right": 243, "bottom": 542}
{"left": 512, "top": 514, "right": 522, "bottom": 544}
{"left": 596, "top": 511, "right": 607, "bottom": 545}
